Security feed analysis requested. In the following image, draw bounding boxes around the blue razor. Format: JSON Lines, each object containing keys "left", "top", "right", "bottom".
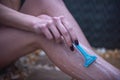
{"left": 74, "top": 44, "right": 97, "bottom": 67}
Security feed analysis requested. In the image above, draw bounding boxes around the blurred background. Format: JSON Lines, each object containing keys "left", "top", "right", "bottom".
{"left": 64, "top": 0, "right": 120, "bottom": 49}
{"left": 0, "top": 0, "right": 120, "bottom": 80}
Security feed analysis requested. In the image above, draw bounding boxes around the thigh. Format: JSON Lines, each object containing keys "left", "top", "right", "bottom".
{"left": 0, "top": 26, "right": 37, "bottom": 68}
{"left": 20, "top": 0, "right": 63, "bottom": 16}
{"left": 0, "top": 26, "right": 37, "bottom": 55}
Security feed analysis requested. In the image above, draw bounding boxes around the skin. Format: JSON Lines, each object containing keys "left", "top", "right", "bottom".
{"left": 0, "top": 3, "right": 76, "bottom": 47}
{"left": 0, "top": 0, "right": 120, "bottom": 80}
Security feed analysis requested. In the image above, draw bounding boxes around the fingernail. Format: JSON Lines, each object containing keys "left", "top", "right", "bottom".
{"left": 70, "top": 45, "right": 74, "bottom": 51}
{"left": 74, "top": 40, "right": 79, "bottom": 45}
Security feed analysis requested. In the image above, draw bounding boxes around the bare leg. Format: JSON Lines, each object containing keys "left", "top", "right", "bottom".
{"left": 0, "top": 27, "right": 38, "bottom": 68}
{"left": 20, "top": 0, "right": 120, "bottom": 80}
{"left": 0, "top": 0, "right": 119, "bottom": 79}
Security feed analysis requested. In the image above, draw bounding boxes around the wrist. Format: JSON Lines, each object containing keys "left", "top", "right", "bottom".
{"left": 19, "top": 13, "right": 40, "bottom": 33}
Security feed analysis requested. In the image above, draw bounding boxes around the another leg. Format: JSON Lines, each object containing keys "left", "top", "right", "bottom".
{"left": 0, "top": 27, "right": 38, "bottom": 68}
{"left": 20, "top": 0, "right": 120, "bottom": 80}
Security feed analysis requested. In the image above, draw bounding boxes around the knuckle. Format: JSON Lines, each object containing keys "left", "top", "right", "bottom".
{"left": 53, "top": 17, "right": 60, "bottom": 22}
{"left": 40, "top": 24, "right": 47, "bottom": 30}
{"left": 34, "top": 24, "right": 46, "bottom": 34}
{"left": 41, "top": 23, "right": 47, "bottom": 27}
{"left": 53, "top": 17, "right": 59, "bottom": 20}
{"left": 48, "top": 20, "right": 54, "bottom": 26}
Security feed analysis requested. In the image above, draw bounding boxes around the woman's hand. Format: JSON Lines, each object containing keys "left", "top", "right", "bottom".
{"left": 0, "top": 3, "right": 77, "bottom": 50}
{"left": 33, "top": 15, "right": 77, "bottom": 50}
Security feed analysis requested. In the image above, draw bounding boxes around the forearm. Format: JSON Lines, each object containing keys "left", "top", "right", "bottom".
{"left": 0, "top": 3, "right": 36, "bottom": 32}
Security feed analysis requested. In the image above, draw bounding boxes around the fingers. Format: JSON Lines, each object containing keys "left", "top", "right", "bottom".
{"left": 53, "top": 16, "right": 72, "bottom": 47}
{"left": 41, "top": 24, "right": 54, "bottom": 40}
{"left": 48, "top": 21, "right": 61, "bottom": 42}
{"left": 34, "top": 23, "right": 53, "bottom": 40}
{"left": 61, "top": 16, "right": 77, "bottom": 43}
{"left": 60, "top": 16, "right": 79, "bottom": 51}
{"left": 34, "top": 15, "right": 78, "bottom": 51}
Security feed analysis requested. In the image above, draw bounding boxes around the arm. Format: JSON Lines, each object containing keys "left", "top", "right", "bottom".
{"left": 21, "top": 0, "right": 120, "bottom": 80}
{"left": 0, "top": 3, "right": 40, "bottom": 32}
{"left": 0, "top": 3, "right": 77, "bottom": 47}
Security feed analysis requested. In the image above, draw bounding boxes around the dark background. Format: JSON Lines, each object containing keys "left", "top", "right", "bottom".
{"left": 63, "top": 0, "right": 120, "bottom": 49}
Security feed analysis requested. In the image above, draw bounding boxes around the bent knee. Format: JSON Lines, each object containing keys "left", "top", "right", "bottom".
{"left": 20, "top": 0, "right": 64, "bottom": 16}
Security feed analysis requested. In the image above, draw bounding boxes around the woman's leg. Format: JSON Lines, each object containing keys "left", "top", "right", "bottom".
{"left": 0, "top": 27, "right": 38, "bottom": 68}
{"left": 20, "top": 0, "right": 120, "bottom": 80}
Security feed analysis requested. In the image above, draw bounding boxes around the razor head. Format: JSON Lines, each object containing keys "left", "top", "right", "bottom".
{"left": 73, "top": 43, "right": 97, "bottom": 68}
{"left": 84, "top": 56, "right": 97, "bottom": 67}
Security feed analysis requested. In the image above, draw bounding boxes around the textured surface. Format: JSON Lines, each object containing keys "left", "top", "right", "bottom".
{"left": 64, "top": 0, "right": 120, "bottom": 48}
